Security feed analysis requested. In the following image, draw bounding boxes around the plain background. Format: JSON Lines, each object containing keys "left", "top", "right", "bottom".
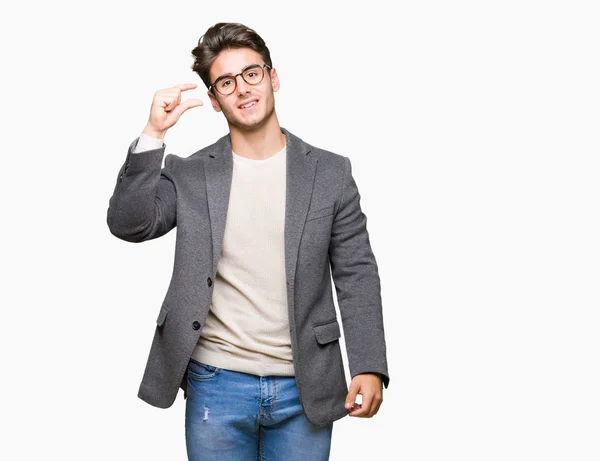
{"left": 1, "top": 0, "right": 599, "bottom": 459}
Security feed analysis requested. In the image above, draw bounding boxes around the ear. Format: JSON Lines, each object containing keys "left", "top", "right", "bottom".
{"left": 269, "top": 67, "right": 281, "bottom": 92}
{"left": 208, "top": 90, "right": 222, "bottom": 112}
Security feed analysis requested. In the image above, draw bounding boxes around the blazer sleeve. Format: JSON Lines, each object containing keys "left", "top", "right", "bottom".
{"left": 328, "top": 156, "right": 390, "bottom": 389}
{"left": 106, "top": 137, "right": 177, "bottom": 242}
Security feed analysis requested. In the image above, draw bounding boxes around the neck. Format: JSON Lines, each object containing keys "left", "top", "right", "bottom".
{"left": 229, "top": 115, "right": 286, "bottom": 160}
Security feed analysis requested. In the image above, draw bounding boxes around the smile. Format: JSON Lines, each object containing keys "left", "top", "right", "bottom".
{"left": 239, "top": 100, "right": 258, "bottom": 110}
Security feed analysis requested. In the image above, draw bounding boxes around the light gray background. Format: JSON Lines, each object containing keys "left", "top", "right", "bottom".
{"left": 1, "top": 0, "right": 598, "bottom": 459}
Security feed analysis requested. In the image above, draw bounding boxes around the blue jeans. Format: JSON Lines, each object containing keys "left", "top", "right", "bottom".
{"left": 185, "top": 358, "right": 334, "bottom": 460}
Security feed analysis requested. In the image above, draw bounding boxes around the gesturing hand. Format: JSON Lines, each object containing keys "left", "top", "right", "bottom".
{"left": 143, "top": 83, "right": 204, "bottom": 139}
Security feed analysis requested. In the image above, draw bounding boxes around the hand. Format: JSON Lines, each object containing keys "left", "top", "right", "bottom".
{"left": 345, "top": 373, "right": 383, "bottom": 418}
{"left": 144, "top": 83, "right": 204, "bottom": 139}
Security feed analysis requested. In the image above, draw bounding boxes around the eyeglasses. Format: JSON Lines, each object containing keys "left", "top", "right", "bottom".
{"left": 209, "top": 63, "right": 272, "bottom": 95}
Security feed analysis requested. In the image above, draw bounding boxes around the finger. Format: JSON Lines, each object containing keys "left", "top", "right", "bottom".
{"left": 358, "top": 392, "right": 374, "bottom": 416}
{"left": 345, "top": 389, "right": 358, "bottom": 410}
{"left": 345, "top": 379, "right": 362, "bottom": 409}
{"left": 349, "top": 403, "right": 360, "bottom": 412}
{"left": 349, "top": 389, "right": 379, "bottom": 417}
{"left": 350, "top": 405, "right": 371, "bottom": 417}
{"left": 348, "top": 402, "right": 368, "bottom": 417}
{"left": 187, "top": 99, "right": 204, "bottom": 107}
{"left": 172, "top": 99, "right": 204, "bottom": 118}
{"left": 174, "top": 83, "right": 198, "bottom": 91}
{"left": 369, "top": 393, "right": 383, "bottom": 417}
{"left": 369, "top": 390, "right": 382, "bottom": 415}
{"left": 162, "top": 97, "right": 177, "bottom": 111}
{"left": 373, "top": 397, "right": 382, "bottom": 415}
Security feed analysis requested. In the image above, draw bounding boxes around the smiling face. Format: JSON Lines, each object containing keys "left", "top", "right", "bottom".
{"left": 207, "top": 47, "right": 280, "bottom": 133}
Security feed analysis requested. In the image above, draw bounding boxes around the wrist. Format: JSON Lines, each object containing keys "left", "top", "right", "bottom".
{"left": 142, "top": 125, "right": 166, "bottom": 140}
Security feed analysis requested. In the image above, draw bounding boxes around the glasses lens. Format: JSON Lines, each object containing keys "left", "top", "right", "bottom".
{"left": 214, "top": 65, "right": 266, "bottom": 95}
{"left": 216, "top": 77, "right": 236, "bottom": 95}
{"left": 242, "top": 65, "right": 264, "bottom": 85}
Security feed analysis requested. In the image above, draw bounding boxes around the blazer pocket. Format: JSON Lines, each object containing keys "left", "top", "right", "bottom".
{"left": 306, "top": 205, "right": 335, "bottom": 222}
{"left": 156, "top": 303, "right": 169, "bottom": 327}
{"left": 313, "top": 318, "right": 341, "bottom": 345}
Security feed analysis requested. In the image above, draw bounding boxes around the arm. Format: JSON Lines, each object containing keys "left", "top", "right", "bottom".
{"left": 106, "top": 137, "right": 176, "bottom": 242}
{"left": 329, "top": 156, "right": 390, "bottom": 389}
{"left": 106, "top": 82, "right": 203, "bottom": 241}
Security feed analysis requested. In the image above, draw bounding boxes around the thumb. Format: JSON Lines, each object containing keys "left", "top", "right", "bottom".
{"left": 172, "top": 99, "right": 204, "bottom": 119}
{"left": 345, "top": 382, "right": 359, "bottom": 409}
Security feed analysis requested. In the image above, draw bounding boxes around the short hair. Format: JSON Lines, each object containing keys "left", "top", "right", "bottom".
{"left": 191, "top": 22, "right": 273, "bottom": 94}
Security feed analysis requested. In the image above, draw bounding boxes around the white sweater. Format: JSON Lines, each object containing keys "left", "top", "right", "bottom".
{"left": 133, "top": 133, "right": 294, "bottom": 377}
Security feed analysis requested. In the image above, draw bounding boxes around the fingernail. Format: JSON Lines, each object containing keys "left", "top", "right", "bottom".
{"left": 345, "top": 402, "right": 351, "bottom": 409}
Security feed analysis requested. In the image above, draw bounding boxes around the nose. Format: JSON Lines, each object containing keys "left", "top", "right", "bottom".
{"left": 235, "top": 74, "right": 250, "bottom": 95}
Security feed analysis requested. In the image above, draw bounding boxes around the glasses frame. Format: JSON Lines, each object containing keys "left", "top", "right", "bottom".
{"left": 209, "top": 63, "right": 272, "bottom": 95}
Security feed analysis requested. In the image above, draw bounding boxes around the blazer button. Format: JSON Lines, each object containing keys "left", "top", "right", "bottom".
{"left": 192, "top": 321, "right": 201, "bottom": 330}
{"left": 207, "top": 277, "right": 212, "bottom": 287}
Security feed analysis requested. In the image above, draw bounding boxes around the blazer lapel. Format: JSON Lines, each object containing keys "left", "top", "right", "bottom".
{"left": 204, "top": 126, "right": 318, "bottom": 285}
{"left": 204, "top": 133, "right": 233, "bottom": 273}
{"left": 281, "top": 127, "right": 318, "bottom": 285}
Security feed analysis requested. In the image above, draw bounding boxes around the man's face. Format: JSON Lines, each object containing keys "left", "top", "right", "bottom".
{"left": 207, "top": 48, "right": 280, "bottom": 132}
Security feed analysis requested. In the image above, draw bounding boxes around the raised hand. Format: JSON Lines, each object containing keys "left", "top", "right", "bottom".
{"left": 143, "top": 83, "right": 204, "bottom": 139}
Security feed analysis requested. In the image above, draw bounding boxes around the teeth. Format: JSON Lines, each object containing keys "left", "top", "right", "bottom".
{"left": 241, "top": 101, "right": 256, "bottom": 108}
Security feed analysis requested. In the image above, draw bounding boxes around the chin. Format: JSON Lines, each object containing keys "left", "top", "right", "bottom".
{"left": 234, "top": 119, "right": 267, "bottom": 132}
{"left": 229, "top": 112, "right": 270, "bottom": 131}
{"left": 225, "top": 101, "right": 275, "bottom": 132}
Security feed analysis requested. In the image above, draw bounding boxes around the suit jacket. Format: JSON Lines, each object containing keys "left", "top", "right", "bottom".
{"left": 106, "top": 126, "right": 389, "bottom": 427}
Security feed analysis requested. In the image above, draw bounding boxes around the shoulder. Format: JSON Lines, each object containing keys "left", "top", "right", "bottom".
{"left": 308, "top": 142, "right": 348, "bottom": 165}
{"left": 285, "top": 127, "right": 348, "bottom": 167}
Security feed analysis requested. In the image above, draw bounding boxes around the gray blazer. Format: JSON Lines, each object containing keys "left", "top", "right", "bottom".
{"left": 107, "top": 126, "right": 389, "bottom": 427}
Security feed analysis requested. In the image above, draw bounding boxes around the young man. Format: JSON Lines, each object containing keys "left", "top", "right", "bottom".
{"left": 107, "top": 22, "right": 389, "bottom": 460}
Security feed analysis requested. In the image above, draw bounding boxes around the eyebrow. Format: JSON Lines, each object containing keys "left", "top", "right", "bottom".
{"left": 214, "top": 63, "right": 262, "bottom": 83}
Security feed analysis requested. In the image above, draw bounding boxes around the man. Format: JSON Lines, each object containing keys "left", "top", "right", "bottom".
{"left": 107, "top": 22, "right": 389, "bottom": 460}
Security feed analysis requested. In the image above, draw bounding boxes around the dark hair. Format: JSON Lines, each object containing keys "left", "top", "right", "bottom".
{"left": 191, "top": 22, "right": 273, "bottom": 93}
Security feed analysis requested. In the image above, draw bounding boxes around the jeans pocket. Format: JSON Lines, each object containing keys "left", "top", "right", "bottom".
{"left": 187, "top": 359, "right": 221, "bottom": 380}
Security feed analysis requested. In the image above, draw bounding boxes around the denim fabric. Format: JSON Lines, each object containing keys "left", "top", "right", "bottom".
{"left": 185, "top": 358, "right": 333, "bottom": 460}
